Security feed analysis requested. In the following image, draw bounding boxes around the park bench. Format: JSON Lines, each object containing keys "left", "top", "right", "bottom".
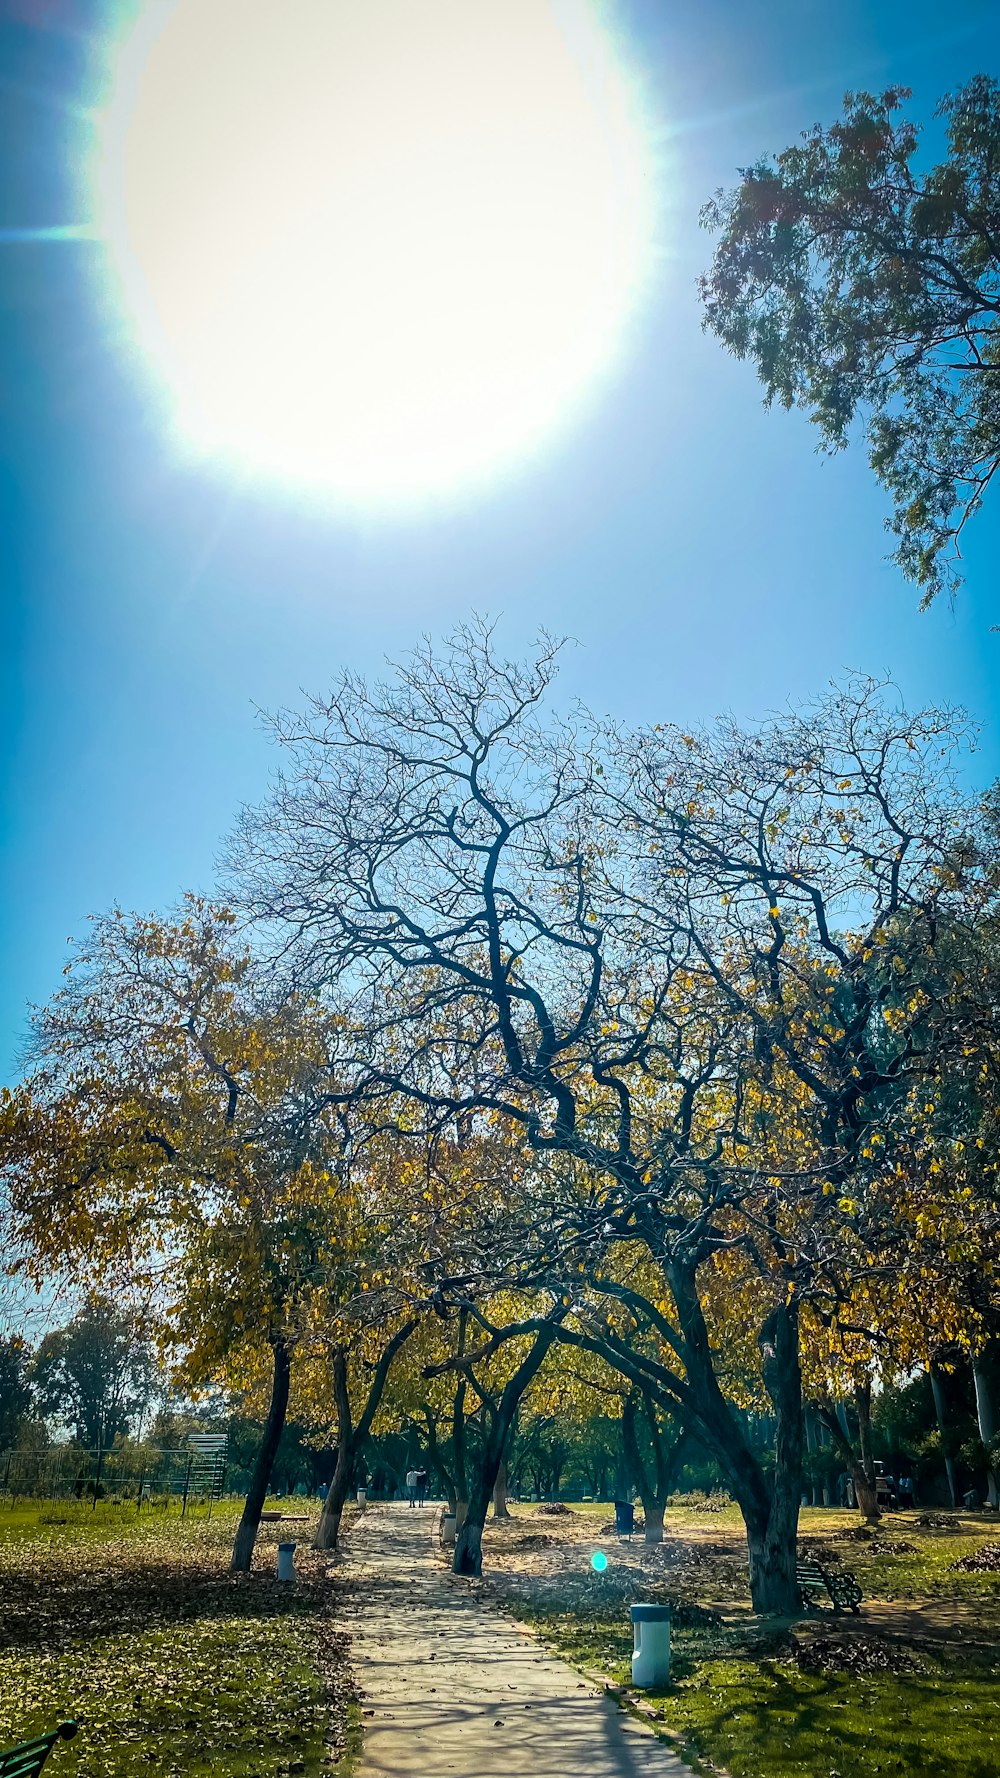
{"left": 796, "top": 1556, "right": 863, "bottom": 1614}
{"left": 1, "top": 1722, "right": 77, "bottom": 1778}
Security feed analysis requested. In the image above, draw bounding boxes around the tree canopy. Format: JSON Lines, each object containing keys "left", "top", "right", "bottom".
{"left": 700, "top": 76, "right": 1000, "bottom": 604}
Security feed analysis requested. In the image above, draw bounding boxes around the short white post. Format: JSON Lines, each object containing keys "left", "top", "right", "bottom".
{"left": 277, "top": 1541, "right": 297, "bottom": 1583}
{"left": 630, "top": 1603, "right": 670, "bottom": 1688}
{"left": 440, "top": 1511, "right": 457, "bottom": 1546}
{"left": 356, "top": 1487, "right": 367, "bottom": 1507}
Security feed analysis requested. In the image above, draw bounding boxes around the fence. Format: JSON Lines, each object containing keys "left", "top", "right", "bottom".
{"left": 0, "top": 1434, "right": 228, "bottom": 1514}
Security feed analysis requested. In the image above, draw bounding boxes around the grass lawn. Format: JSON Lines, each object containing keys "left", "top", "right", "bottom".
{"left": 0, "top": 1500, "right": 353, "bottom": 1778}
{"left": 485, "top": 1501, "right": 1000, "bottom": 1778}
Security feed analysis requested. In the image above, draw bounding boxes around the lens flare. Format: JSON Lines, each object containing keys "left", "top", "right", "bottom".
{"left": 92, "top": 0, "right": 659, "bottom": 510}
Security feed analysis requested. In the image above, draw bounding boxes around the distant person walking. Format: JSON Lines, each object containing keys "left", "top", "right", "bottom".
{"left": 898, "top": 1472, "right": 915, "bottom": 1510}
{"left": 406, "top": 1467, "right": 418, "bottom": 1507}
{"left": 416, "top": 1468, "right": 427, "bottom": 1507}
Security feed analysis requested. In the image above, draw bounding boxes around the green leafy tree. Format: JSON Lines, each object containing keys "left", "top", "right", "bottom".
{"left": 700, "top": 77, "right": 1000, "bottom": 603}
{"left": 0, "top": 1336, "right": 34, "bottom": 1450}
{"left": 31, "top": 1302, "right": 157, "bottom": 1448}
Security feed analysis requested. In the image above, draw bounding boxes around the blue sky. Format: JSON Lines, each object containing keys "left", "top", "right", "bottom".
{"left": 1, "top": 0, "right": 998, "bottom": 1085}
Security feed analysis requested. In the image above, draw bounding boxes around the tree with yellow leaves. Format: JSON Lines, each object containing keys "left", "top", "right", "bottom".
{"left": 0, "top": 898, "right": 368, "bottom": 1570}
{"left": 232, "top": 627, "right": 994, "bottom": 1609}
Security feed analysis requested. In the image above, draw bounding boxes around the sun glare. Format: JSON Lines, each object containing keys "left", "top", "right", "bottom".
{"left": 93, "top": 0, "right": 657, "bottom": 509}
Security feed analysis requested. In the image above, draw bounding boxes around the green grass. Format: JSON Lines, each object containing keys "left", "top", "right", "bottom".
{"left": 495, "top": 1502, "right": 1000, "bottom": 1778}
{"left": 659, "top": 1656, "right": 1000, "bottom": 1778}
{"left": 0, "top": 1500, "right": 352, "bottom": 1778}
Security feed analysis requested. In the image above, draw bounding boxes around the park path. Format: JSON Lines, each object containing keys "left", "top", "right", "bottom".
{"left": 338, "top": 1502, "right": 694, "bottom": 1778}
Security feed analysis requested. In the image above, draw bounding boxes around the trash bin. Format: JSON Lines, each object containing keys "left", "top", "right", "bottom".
{"left": 440, "top": 1511, "right": 457, "bottom": 1546}
{"left": 356, "top": 1488, "right": 367, "bottom": 1507}
{"left": 613, "top": 1499, "right": 635, "bottom": 1538}
{"left": 277, "top": 1541, "right": 296, "bottom": 1582}
{"left": 630, "top": 1602, "right": 670, "bottom": 1688}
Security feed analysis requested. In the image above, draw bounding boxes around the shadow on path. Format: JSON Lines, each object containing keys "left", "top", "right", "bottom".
{"left": 339, "top": 1503, "right": 695, "bottom": 1778}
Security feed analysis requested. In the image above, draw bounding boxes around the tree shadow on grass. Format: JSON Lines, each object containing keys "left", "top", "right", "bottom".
{"left": 670, "top": 1657, "right": 1000, "bottom": 1778}
{"left": 0, "top": 1533, "right": 328, "bottom": 1657}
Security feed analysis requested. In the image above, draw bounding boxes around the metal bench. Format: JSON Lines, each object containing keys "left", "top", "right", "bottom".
{"left": 796, "top": 1556, "right": 863, "bottom": 1614}
{"left": 1, "top": 1723, "right": 77, "bottom": 1778}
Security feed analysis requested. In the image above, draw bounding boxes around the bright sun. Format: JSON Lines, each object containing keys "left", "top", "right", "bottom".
{"left": 93, "top": 0, "right": 657, "bottom": 509}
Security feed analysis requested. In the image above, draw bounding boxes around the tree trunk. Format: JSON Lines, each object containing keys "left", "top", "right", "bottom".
{"left": 452, "top": 1316, "right": 469, "bottom": 1517}
{"left": 423, "top": 1408, "right": 457, "bottom": 1512}
{"left": 671, "top": 1269, "right": 803, "bottom": 1613}
{"left": 231, "top": 1338, "right": 290, "bottom": 1573}
{"left": 452, "top": 1320, "right": 560, "bottom": 1576}
{"left": 315, "top": 1348, "right": 354, "bottom": 1551}
{"left": 454, "top": 1444, "right": 500, "bottom": 1575}
{"left": 745, "top": 1485, "right": 800, "bottom": 1615}
{"left": 855, "top": 1378, "right": 877, "bottom": 1494}
{"left": 643, "top": 1500, "right": 665, "bottom": 1543}
{"left": 621, "top": 1391, "right": 670, "bottom": 1544}
{"left": 803, "top": 1405, "right": 820, "bottom": 1507}
{"left": 973, "top": 1353, "right": 999, "bottom": 1508}
{"left": 747, "top": 1300, "right": 803, "bottom": 1613}
{"left": 492, "top": 1458, "right": 511, "bottom": 1520}
{"left": 314, "top": 1320, "right": 418, "bottom": 1552}
{"left": 813, "top": 1398, "right": 881, "bottom": 1523}
{"left": 929, "top": 1359, "right": 957, "bottom": 1509}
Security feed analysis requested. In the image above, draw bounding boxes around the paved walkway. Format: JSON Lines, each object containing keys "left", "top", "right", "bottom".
{"left": 339, "top": 1503, "right": 694, "bottom": 1778}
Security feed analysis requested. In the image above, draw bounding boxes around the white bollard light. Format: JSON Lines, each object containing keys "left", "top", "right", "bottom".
{"left": 356, "top": 1488, "right": 367, "bottom": 1507}
{"left": 277, "top": 1540, "right": 297, "bottom": 1582}
{"left": 440, "top": 1511, "right": 457, "bottom": 1546}
{"left": 630, "top": 1603, "right": 670, "bottom": 1688}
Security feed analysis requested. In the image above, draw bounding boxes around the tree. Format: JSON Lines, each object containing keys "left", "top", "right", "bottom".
{"left": 233, "top": 627, "right": 987, "bottom": 1607}
{"left": 424, "top": 1302, "right": 566, "bottom": 1574}
{"left": 700, "top": 77, "right": 1000, "bottom": 604}
{"left": 0, "top": 1336, "right": 34, "bottom": 1451}
{"left": 2, "top": 901, "right": 359, "bottom": 1571}
{"left": 31, "top": 1302, "right": 157, "bottom": 1448}
{"left": 311, "top": 1312, "right": 419, "bottom": 1551}
{"left": 621, "top": 1382, "right": 689, "bottom": 1543}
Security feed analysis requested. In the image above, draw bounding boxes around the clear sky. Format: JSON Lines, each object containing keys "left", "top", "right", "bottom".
{"left": 2, "top": 0, "right": 998, "bottom": 1085}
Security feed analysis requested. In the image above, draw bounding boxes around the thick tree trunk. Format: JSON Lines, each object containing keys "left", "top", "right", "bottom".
{"left": 231, "top": 1338, "right": 290, "bottom": 1574}
{"left": 745, "top": 1484, "right": 800, "bottom": 1614}
{"left": 670, "top": 1268, "right": 803, "bottom": 1613}
{"left": 643, "top": 1500, "right": 665, "bottom": 1543}
{"left": 973, "top": 1353, "right": 999, "bottom": 1508}
{"left": 454, "top": 1447, "right": 499, "bottom": 1575}
{"left": 748, "top": 1301, "right": 803, "bottom": 1612}
{"left": 852, "top": 1469, "right": 881, "bottom": 1523}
